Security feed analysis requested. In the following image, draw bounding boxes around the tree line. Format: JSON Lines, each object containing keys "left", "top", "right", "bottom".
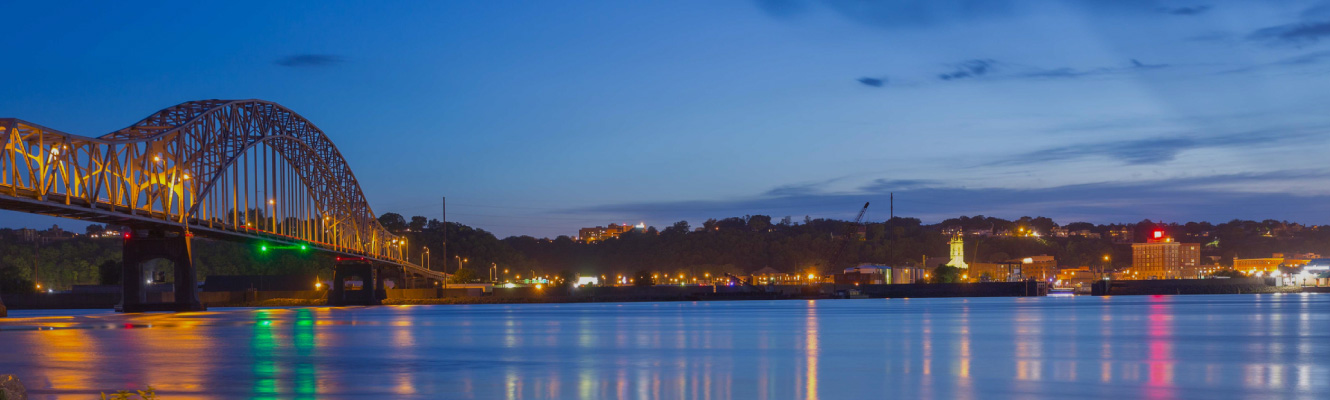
{"left": 379, "top": 213, "right": 1330, "bottom": 283}
{"left": 3, "top": 214, "right": 1327, "bottom": 291}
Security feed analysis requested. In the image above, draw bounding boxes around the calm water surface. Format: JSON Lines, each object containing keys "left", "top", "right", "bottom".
{"left": 1, "top": 294, "right": 1327, "bottom": 399}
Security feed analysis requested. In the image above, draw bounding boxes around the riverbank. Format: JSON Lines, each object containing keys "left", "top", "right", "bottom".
{"left": 1090, "top": 277, "right": 1305, "bottom": 296}
{"left": 1, "top": 282, "right": 1042, "bottom": 310}
{"left": 0, "top": 375, "right": 25, "bottom": 400}
{"left": 5, "top": 279, "right": 1325, "bottom": 311}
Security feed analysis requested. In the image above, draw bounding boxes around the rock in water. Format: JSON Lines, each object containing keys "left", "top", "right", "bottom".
{"left": 0, "top": 375, "right": 27, "bottom": 400}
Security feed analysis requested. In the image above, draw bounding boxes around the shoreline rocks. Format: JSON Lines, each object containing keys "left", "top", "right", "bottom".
{"left": 1, "top": 375, "right": 26, "bottom": 400}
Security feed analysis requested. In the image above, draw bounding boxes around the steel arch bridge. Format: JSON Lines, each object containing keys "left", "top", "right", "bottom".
{"left": 1, "top": 100, "right": 443, "bottom": 309}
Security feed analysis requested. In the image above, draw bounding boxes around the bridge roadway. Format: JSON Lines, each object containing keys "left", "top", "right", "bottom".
{"left": 1, "top": 100, "right": 445, "bottom": 311}
{"left": 0, "top": 184, "right": 443, "bottom": 281}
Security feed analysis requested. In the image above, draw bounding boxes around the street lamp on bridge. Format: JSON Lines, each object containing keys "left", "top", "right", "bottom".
{"left": 267, "top": 199, "right": 276, "bottom": 232}
{"left": 454, "top": 255, "right": 468, "bottom": 273}
{"left": 422, "top": 247, "right": 431, "bottom": 271}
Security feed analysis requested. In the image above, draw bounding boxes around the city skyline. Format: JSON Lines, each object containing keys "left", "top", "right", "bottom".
{"left": 4, "top": 1, "right": 1330, "bottom": 237}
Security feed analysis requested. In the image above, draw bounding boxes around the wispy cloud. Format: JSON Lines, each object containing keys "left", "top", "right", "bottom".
{"left": 571, "top": 171, "right": 1330, "bottom": 225}
{"left": 859, "top": 179, "right": 941, "bottom": 192}
{"left": 754, "top": 0, "right": 1018, "bottom": 28}
{"left": 1249, "top": 21, "right": 1330, "bottom": 46}
{"left": 938, "top": 59, "right": 997, "bottom": 80}
{"left": 1302, "top": 2, "right": 1330, "bottom": 19}
{"left": 1158, "top": 5, "right": 1211, "bottom": 16}
{"left": 988, "top": 130, "right": 1317, "bottom": 166}
{"left": 765, "top": 182, "right": 826, "bottom": 197}
{"left": 275, "top": 54, "right": 345, "bottom": 67}
{"left": 764, "top": 176, "right": 850, "bottom": 197}
{"left": 754, "top": 0, "right": 1178, "bottom": 30}
{"left": 930, "top": 58, "right": 1166, "bottom": 82}
{"left": 856, "top": 77, "right": 886, "bottom": 87}
{"left": 1016, "top": 59, "right": 1167, "bottom": 79}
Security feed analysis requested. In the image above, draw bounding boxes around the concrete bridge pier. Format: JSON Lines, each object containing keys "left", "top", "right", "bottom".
{"left": 328, "top": 261, "right": 386, "bottom": 306}
{"left": 117, "top": 229, "right": 206, "bottom": 312}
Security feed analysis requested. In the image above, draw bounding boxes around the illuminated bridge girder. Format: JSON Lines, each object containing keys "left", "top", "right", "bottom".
{"left": 0, "top": 100, "right": 440, "bottom": 280}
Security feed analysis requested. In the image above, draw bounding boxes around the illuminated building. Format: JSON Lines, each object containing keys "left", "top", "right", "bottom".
{"left": 577, "top": 222, "right": 645, "bottom": 242}
{"left": 1233, "top": 253, "right": 1314, "bottom": 274}
{"left": 1056, "top": 267, "right": 1097, "bottom": 286}
{"left": 1018, "top": 255, "right": 1057, "bottom": 281}
{"left": 1233, "top": 258, "right": 1284, "bottom": 274}
{"left": 969, "top": 262, "right": 1021, "bottom": 282}
{"left": 948, "top": 233, "right": 968, "bottom": 269}
{"left": 833, "top": 264, "right": 926, "bottom": 285}
{"left": 1181, "top": 264, "right": 1219, "bottom": 279}
{"left": 1130, "top": 229, "right": 1199, "bottom": 279}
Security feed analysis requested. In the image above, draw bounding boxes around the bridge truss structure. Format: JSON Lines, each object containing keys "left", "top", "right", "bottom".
{"left": 1, "top": 100, "right": 443, "bottom": 309}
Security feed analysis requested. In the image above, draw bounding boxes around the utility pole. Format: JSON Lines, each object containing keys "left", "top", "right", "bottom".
{"left": 32, "top": 237, "right": 39, "bottom": 291}
{"left": 889, "top": 193, "right": 894, "bottom": 266}
{"left": 441, "top": 196, "right": 447, "bottom": 282}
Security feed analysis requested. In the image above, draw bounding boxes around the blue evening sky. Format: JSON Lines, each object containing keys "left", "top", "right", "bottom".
{"left": 3, "top": 0, "right": 1330, "bottom": 238}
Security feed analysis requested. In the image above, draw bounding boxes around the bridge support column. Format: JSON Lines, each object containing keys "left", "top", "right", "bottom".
{"left": 328, "top": 261, "right": 385, "bottom": 306}
{"left": 117, "top": 230, "right": 205, "bottom": 312}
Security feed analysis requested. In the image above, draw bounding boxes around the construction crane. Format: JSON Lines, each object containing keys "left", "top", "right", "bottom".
{"left": 823, "top": 202, "right": 870, "bottom": 275}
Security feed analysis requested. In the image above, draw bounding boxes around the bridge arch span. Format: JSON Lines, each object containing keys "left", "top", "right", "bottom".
{"left": 1, "top": 100, "right": 423, "bottom": 267}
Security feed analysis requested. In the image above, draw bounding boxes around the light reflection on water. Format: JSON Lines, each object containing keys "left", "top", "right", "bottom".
{"left": 2, "top": 294, "right": 1329, "bottom": 399}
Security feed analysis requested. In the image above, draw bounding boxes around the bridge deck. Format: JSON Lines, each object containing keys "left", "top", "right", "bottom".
{"left": 0, "top": 187, "right": 444, "bottom": 281}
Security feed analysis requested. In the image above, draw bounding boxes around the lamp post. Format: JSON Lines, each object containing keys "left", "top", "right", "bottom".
{"left": 422, "top": 247, "right": 430, "bottom": 271}
{"left": 1101, "top": 255, "right": 1111, "bottom": 280}
{"left": 491, "top": 263, "right": 497, "bottom": 282}
{"left": 267, "top": 199, "right": 276, "bottom": 232}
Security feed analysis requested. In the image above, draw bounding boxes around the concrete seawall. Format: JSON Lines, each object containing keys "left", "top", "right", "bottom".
{"left": 1, "top": 293, "right": 122, "bottom": 310}
{"left": 1091, "top": 278, "right": 1301, "bottom": 296}
{"left": 10, "top": 279, "right": 1317, "bottom": 310}
{"left": 856, "top": 281, "right": 1048, "bottom": 298}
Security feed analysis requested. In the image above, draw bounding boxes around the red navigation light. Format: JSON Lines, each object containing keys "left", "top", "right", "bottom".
{"left": 1153, "top": 230, "right": 1163, "bottom": 239}
{"left": 123, "top": 232, "right": 132, "bottom": 239}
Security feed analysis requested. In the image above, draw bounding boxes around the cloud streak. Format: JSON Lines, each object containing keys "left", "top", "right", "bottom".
{"left": 856, "top": 77, "right": 886, "bottom": 87}
{"left": 571, "top": 171, "right": 1330, "bottom": 225}
{"left": 927, "top": 58, "right": 1167, "bottom": 82}
{"left": 1249, "top": 20, "right": 1330, "bottom": 46}
{"left": 755, "top": 0, "right": 1185, "bottom": 29}
{"left": 938, "top": 59, "right": 997, "bottom": 80}
{"left": 275, "top": 54, "right": 345, "bottom": 67}
{"left": 1158, "top": 5, "right": 1211, "bottom": 16}
{"left": 988, "top": 130, "right": 1318, "bottom": 166}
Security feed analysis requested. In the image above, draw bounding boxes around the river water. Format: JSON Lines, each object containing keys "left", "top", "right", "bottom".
{"left": 1, "top": 294, "right": 1327, "bottom": 399}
